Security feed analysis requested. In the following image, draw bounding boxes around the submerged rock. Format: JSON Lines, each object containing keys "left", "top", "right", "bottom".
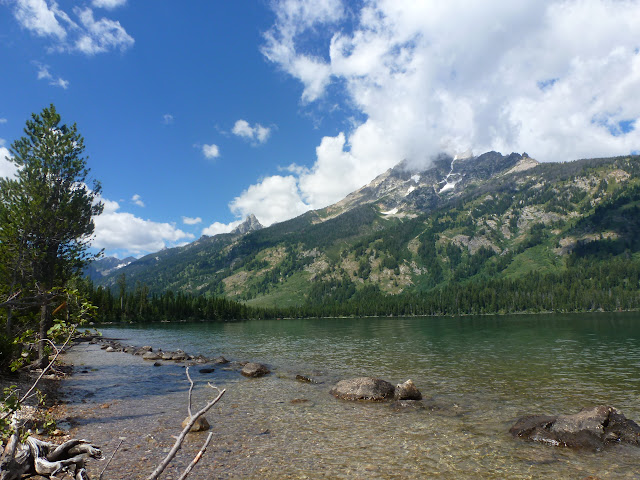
{"left": 394, "top": 379, "right": 422, "bottom": 400}
{"left": 182, "top": 416, "right": 210, "bottom": 432}
{"left": 296, "top": 374, "right": 318, "bottom": 384}
{"left": 241, "top": 362, "right": 270, "bottom": 378}
{"left": 330, "top": 377, "right": 395, "bottom": 401}
{"left": 510, "top": 405, "right": 640, "bottom": 450}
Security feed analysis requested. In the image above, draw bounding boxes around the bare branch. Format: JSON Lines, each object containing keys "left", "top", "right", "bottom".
{"left": 98, "top": 438, "right": 123, "bottom": 480}
{"left": 177, "top": 431, "right": 214, "bottom": 480}
{"left": 185, "top": 366, "right": 194, "bottom": 419}
{"left": 146, "top": 384, "right": 225, "bottom": 480}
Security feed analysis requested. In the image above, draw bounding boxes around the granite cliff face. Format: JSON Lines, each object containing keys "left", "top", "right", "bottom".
{"left": 231, "top": 214, "right": 263, "bottom": 235}
{"left": 321, "top": 152, "right": 537, "bottom": 220}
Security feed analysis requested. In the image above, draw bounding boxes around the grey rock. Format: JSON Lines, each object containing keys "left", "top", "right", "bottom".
{"left": 394, "top": 379, "right": 422, "bottom": 400}
{"left": 510, "top": 405, "right": 640, "bottom": 450}
{"left": 241, "top": 362, "right": 270, "bottom": 378}
{"left": 330, "top": 377, "right": 395, "bottom": 401}
{"left": 182, "top": 416, "right": 210, "bottom": 432}
{"left": 142, "top": 352, "right": 161, "bottom": 361}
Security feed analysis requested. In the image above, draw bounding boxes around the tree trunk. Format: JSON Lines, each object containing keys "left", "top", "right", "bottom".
{"left": 38, "top": 302, "right": 51, "bottom": 368}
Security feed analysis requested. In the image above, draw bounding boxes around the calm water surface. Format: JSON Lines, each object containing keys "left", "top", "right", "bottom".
{"left": 63, "top": 313, "right": 640, "bottom": 479}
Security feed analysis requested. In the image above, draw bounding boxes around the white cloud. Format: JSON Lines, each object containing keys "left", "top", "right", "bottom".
{"left": 202, "top": 143, "right": 220, "bottom": 159}
{"left": 229, "top": 0, "right": 640, "bottom": 228}
{"left": 182, "top": 216, "right": 202, "bottom": 225}
{"left": 0, "top": 140, "right": 17, "bottom": 179}
{"left": 34, "top": 62, "right": 69, "bottom": 89}
{"left": 0, "top": 119, "right": 7, "bottom": 124}
{"left": 11, "top": 1, "right": 133, "bottom": 55}
{"left": 92, "top": 0, "right": 127, "bottom": 10}
{"left": 263, "top": 0, "right": 640, "bottom": 166}
{"left": 201, "top": 220, "right": 243, "bottom": 237}
{"left": 93, "top": 197, "right": 194, "bottom": 256}
{"left": 162, "top": 114, "right": 174, "bottom": 125}
{"left": 13, "top": 0, "right": 67, "bottom": 40}
{"left": 74, "top": 7, "right": 134, "bottom": 55}
{"left": 261, "top": 0, "right": 344, "bottom": 102}
{"left": 232, "top": 119, "right": 272, "bottom": 144}
{"left": 131, "top": 194, "right": 144, "bottom": 207}
{"left": 229, "top": 175, "right": 310, "bottom": 227}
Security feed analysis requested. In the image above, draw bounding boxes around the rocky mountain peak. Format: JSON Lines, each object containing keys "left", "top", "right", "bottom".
{"left": 231, "top": 214, "right": 264, "bottom": 235}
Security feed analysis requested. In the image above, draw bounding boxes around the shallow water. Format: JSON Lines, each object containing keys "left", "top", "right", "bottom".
{"left": 62, "top": 313, "right": 640, "bottom": 479}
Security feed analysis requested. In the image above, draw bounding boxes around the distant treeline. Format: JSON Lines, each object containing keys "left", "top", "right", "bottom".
{"left": 81, "top": 280, "right": 276, "bottom": 322}
{"left": 83, "top": 250, "right": 640, "bottom": 322}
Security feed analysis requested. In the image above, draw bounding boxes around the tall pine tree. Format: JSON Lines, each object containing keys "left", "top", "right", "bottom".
{"left": 0, "top": 105, "right": 103, "bottom": 365}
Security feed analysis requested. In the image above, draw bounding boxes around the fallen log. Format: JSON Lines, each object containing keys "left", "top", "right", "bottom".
{"left": 0, "top": 435, "right": 101, "bottom": 480}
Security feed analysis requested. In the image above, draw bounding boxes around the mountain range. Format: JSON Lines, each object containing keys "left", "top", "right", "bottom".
{"left": 90, "top": 151, "right": 640, "bottom": 315}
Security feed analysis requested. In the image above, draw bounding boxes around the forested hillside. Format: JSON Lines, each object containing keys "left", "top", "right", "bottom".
{"left": 90, "top": 153, "right": 640, "bottom": 319}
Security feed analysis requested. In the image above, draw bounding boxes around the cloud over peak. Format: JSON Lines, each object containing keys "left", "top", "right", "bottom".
{"left": 226, "top": 0, "right": 640, "bottom": 230}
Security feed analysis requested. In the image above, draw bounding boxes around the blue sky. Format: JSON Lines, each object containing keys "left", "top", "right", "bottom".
{"left": 1, "top": 0, "right": 639, "bottom": 258}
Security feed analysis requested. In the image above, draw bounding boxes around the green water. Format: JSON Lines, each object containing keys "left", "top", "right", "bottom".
{"left": 65, "top": 313, "right": 640, "bottom": 479}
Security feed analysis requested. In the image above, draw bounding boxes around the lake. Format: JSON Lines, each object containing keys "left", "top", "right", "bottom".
{"left": 62, "top": 313, "right": 640, "bottom": 479}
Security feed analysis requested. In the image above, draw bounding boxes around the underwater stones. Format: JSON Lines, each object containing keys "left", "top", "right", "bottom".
{"left": 241, "top": 362, "right": 270, "bottom": 378}
{"left": 510, "top": 405, "right": 640, "bottom": 450}
{"left": 182, "top": 416, "right": 210, "bottom": 432}
{"left": 330, "top": 377, "right": 395, "bottom": 401}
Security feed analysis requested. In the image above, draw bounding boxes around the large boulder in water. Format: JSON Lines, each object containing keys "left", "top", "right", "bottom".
{"left": 510, "top": 405, "right": 640, "bottom": 450}
{"left": 330, "top": 377, "right": 395, "bottom": 401}
{"left": 241, "top": 362, "right": 270, "bottom": 378}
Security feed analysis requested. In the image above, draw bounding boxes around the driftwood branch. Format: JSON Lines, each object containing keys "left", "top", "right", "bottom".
{"left": 146, "top": 368, "right": 225, "bottom": 480}
{"left": 177, "top": 431, "right": 214, "bottom": 480}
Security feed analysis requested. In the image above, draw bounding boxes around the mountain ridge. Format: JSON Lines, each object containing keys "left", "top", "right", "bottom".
{"left": 90, "top": 151, "right": 640, "bottom": 316}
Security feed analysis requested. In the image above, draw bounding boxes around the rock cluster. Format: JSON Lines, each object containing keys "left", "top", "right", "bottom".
{"left": 510, "top": 405, "right": 640, "bottom": 450}
{"left": 330, "top": 377, "right": 422, "bottom": 402}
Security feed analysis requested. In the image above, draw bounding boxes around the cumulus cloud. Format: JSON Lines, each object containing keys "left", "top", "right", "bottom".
{"left": 162, "top": 114, "right": 174, "bottom": 125}
{"left": 131, "top": 194, "right": 144, "bottom": 207}
{"left": 262, "top": 0, "right": 640, "bottom": 166}
{"left": 0, "top": 140, "right": 17, "bottom": 179}
{"left": 93, "top": 197, "right": 194, "bottom": 256}
{"left": 232, "top": 119, "right": 272, "bottom": 144}
{"left": 201, "top": 220, "right": 243, "bottom": 237}
{"left": 226, "top": 0, "right": 640, "bottom": 228}
{"left": 11, "top": 1, "right": 133, "bottom": 55}
{"left": 229, "top": 175, "right": 310, "bottom": 227}
{"left": 202, "top": 144, "right": 220, "bottom": 159}
{"left": 182, "top": 216, "right": 202, "bottom": 225}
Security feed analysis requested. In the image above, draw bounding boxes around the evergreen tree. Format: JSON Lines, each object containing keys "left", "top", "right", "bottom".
{"left": 0, "top": 105, "right": 103, "bottom": 365}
